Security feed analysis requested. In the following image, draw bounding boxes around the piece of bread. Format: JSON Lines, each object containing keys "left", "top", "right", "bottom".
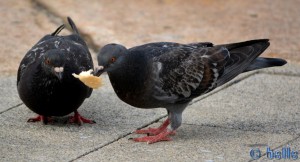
{"left": 72, "top": 69, "right": 102, "bottom": 89}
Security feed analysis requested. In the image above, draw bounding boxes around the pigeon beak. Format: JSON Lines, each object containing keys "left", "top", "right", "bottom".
{"left": 94, "top": 65, "right": 105, "bottom": 76}
{"left": 56, "top": 72, "right": 63, "bottom": 80}
{"left": 54, "top": 67, "right": 64, "bottom": 80}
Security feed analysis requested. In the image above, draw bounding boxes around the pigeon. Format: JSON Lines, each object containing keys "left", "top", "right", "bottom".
{"left": 17, "top": 17, "right": 95, "bottom": 125}
{"left": 95, "top": 39, "right": 287, "bottom": 143}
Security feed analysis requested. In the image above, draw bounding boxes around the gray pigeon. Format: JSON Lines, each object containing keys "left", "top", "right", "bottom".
{"left": 17, "top": 17, "right": 95, "bottom": 125}
{"left": 95, "top": 39, "right": 286, "bottom": 143}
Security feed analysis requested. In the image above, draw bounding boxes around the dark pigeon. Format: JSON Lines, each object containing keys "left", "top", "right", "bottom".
{"left": 17, "top": 17, "right": 95, "bottom": 125}
{"left": 95, "top": 39, "right": 287, "bottom": 143}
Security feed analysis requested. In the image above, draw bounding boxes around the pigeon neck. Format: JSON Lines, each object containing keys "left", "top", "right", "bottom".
{"left": 107, "top": 54, "right": 149, "bottom": 103}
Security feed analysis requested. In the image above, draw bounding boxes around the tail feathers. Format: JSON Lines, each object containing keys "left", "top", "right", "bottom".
{"left": 67, "top": 17, "right": 80, "bottom": 35}
{"left": 244, "top": 57, "right": 287, "bottom": 72}
{"left": 221, "top": 39, "right": 270, "bottom": 51}
{"left": 51, "top": 24, "right": 65, "bottom": 36}
{"left": 216, "top": 39, "right": 270, "bottom": 86}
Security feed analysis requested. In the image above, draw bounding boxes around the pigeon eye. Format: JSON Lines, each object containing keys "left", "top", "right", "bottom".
{"left": 45, "top": 59, "right": 51, "bottom": 65}
{"left": 110, "top": 57, "right": 116, "bottom": 63}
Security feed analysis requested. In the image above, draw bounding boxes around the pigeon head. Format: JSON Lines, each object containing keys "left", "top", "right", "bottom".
{"left": 42, "top": 49, "right": 66, "bottom": 80}
{"left": 95, "top": 43, "right": 128, "bottom": 76}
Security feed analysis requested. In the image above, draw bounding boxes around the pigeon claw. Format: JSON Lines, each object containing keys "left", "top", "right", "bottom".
{"left": 27, "top": 115, "right": 51, "bottom": 124}
{"left": 131, "top": 130, "right": 175, "bottom": 144}
{"left": 135, "top": 127, "right": 164, "bottom": 135}
{"left": 134, "top": 127, "right": 176, "bottom": 136}
{"left": 134, "top": 118, "right": 170, "bottom": 135}
{"left": 69, "top": 110, "right": 96, "bottom": 125}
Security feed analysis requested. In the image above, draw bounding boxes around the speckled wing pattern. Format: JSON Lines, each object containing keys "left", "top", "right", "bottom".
{"left": 17, "top": 25, "right": 65, "bottom": 84}
{"left": 17, "top": 35, "right": 53, "bottom": 85}
{"left": 151, "top": 44, "right": 230, "bottom": 103}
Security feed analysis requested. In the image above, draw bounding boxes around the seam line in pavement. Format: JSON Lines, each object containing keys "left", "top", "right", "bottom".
{"left": 69, "top": 115, "right": 167, "bottom": 162}
{"left": 248, "top": 135, "right": 300, "bottom": 162}
{"left": 31, "top": 0, "right": 62, "bottom": 26}
{"left": 32, "top": 0, "right": 101, "bottom": 53}
{"left": 0, "top": 103, "right": 23, "bottom": 114}
{"left": 190, "top": 71, "right": 258, "bottom": 105}
{"left": 260, "top": 71, "right": 300, "bottom": 77}
{"left": 69, "top": 133, "right": 131, "bottom": 162}
{"left": 70, "top": 71, "right": 259, "bottom": 160}
{"left": 133, "top": 115, "right": 168, "bottom": 132}
{"left": 17, "top": 3, "right": 300, "bottom": 159}
{"left": 70, "top": 72, "right": 259, "bottom": 160}
{"left": 183, "top": 122, "right": 299, "bottom": 135}
{"left": 190, "top": 70, "right": 300, "bottom": 106}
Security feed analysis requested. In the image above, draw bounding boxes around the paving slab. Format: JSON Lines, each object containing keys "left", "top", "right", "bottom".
{"left": 0, "top": 77, "right": 22, "bottom": 112}
{"left": 0, "top": 74, "right": 166, "bottom": 162}
{"left": 76, "top": 123, "right": 296, "bottom": 162}
{"left": 1, "top": 1, "right": 300, "bottom": 161}
{"left": 189, "top": 63, "right": 300, "bottom": 107}
{"left": 36, "top": 0, "right": 300, "bottom": 63}
{"left": 259, "top": 63, "right": 300, "bottom": 76}
{"left": 75, "top": 68, "right": 300, "bottom": 162}
{"left": 185, "top": 73, "right": 300, "bottom": 135}
{"left": 260, "top": 136, "right": 300, "bottom": 161}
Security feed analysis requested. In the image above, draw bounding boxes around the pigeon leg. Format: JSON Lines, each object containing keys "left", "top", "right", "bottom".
{"left": 27, "top": 115, "right": 51, "bottom": 124}
{"left": 133, "top": 109, "right": 184, "bottom": 143}
{"left": 69, "top": 110, "right": 96, "bottom": 125}
{"left": 132, "top": 129, "right": 175, "bottom": 144}
{"left": 134, "top": 118, "right": 172, "bottom": 135}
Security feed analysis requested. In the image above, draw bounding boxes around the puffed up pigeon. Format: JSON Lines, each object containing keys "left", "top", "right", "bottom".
{"left": 95, "top": 39, "right": 286, "bottom": 143}
{"left": 17, "top": 17, "right": 95, "bottom": 125}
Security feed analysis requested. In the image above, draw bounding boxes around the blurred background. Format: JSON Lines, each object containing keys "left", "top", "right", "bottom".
{"left": 1, "top": 0, "right": 299, "bottom": 76}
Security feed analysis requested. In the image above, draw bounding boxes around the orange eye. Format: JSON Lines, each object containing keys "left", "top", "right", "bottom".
{"left": 45, "top": 59, "right": 51, "bottom": 65}
{"left": 110, "top": 57, "right": 116, "bottom": 63}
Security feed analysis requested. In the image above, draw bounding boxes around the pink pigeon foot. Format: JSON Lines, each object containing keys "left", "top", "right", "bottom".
{"left": 27, "top": 115, "right": 51, "bottom": 124}
{"left": 69, "top": 110, "right": 96, "bottom": 125}
{"left": 135, "top": 118, "right": 171, "bottom": 135}
{"left": 132, "top": 130, "right": 176, "bottom": 144}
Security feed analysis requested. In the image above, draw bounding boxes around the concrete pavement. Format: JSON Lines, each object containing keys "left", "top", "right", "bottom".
{"left": 1, "top": 0, "right": 300, "bottom": 161}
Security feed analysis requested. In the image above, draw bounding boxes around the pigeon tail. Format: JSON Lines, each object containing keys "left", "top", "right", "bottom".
{"left": 222, "top": 39, "right": 269, "bottom": 51}
{"left": 216, "top": 39, "right": 272, "bottom": 86}
{"left": 67, "top": 17, "right": 80, "bottom": 35}
{"left": 50, "top": 24, "right": 65, "bottom": 36}
{"left": 244, "top": 57, "right": 287, "bottom": 72}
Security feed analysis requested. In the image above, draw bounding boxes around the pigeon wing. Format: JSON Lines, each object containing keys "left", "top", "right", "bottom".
{"left": 151, "top": 46, "right": 230, "bottom": 103}
{"left": 17, "top": 38, "right": 52, "bottom": 85}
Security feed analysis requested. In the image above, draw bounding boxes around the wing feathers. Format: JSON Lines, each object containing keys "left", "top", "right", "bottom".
{"left": 153, "top": 46, "right": 229, "bottom": 102}
{"left": 151, "top": 40, "right": 271, "bottom": 103}
{"left": 216, "top": 40, "right": 269, "bottom": 86}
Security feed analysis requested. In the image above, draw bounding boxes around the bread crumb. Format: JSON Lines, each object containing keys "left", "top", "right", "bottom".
{"left": 72, "top": 69, "right": 102, "bottom": 89}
